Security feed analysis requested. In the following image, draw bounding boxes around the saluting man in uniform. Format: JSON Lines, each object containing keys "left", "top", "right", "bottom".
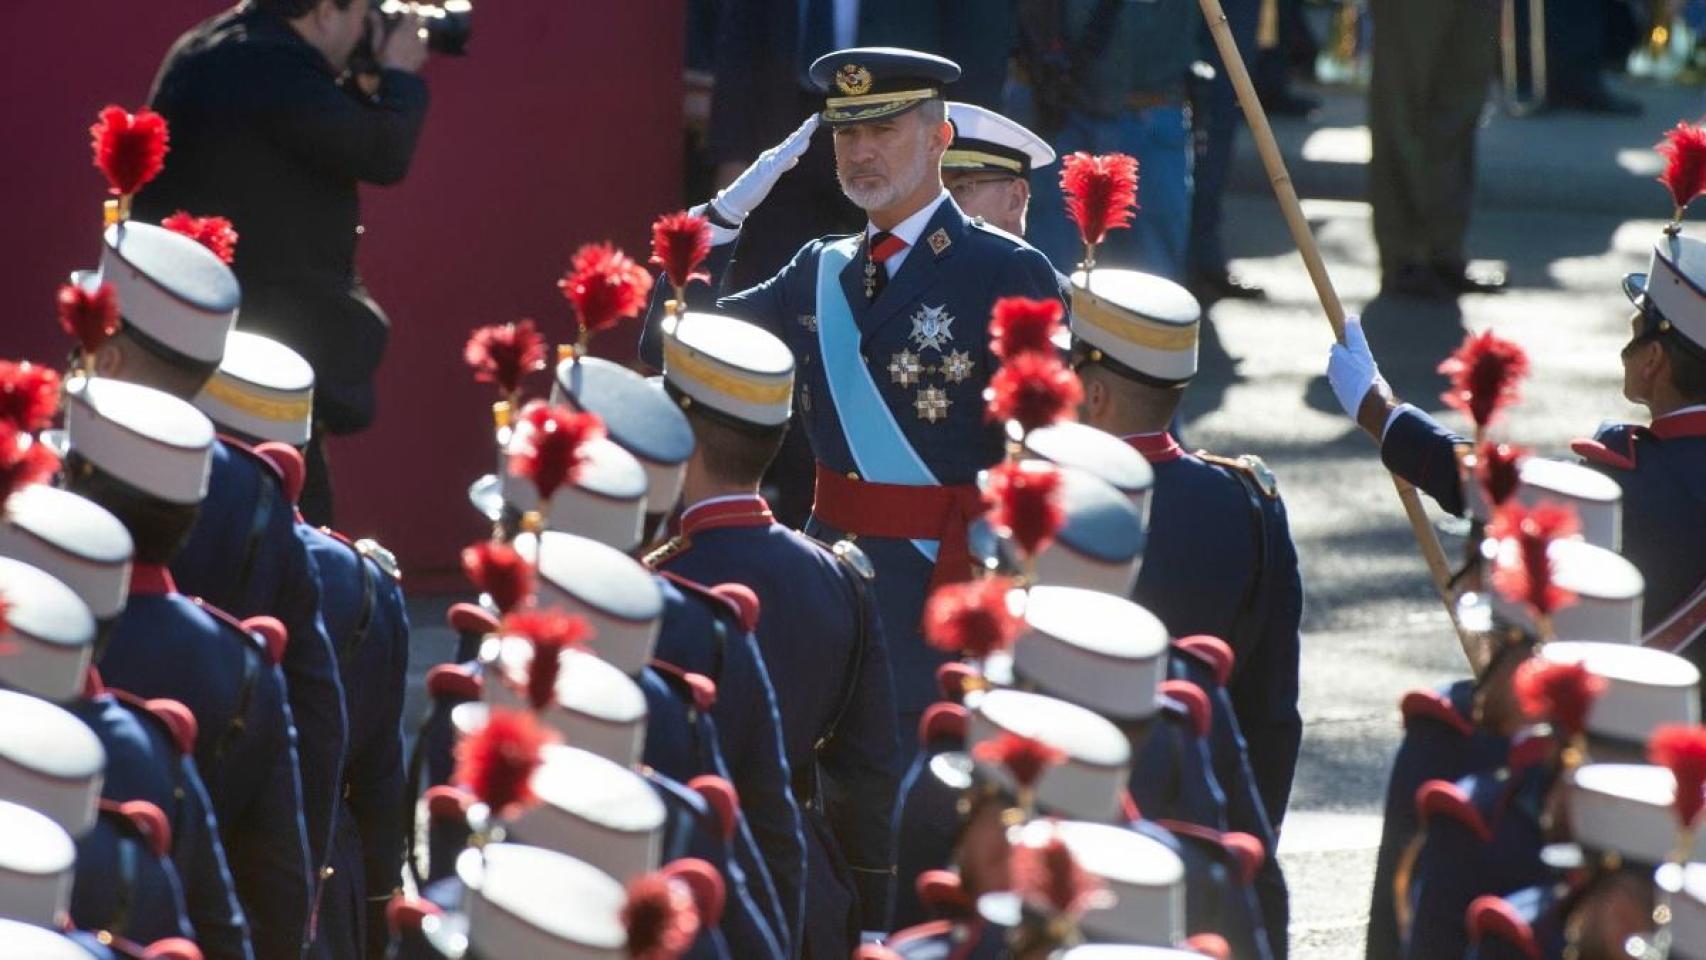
{"left": 640, "top": 48, "right": 1063, "bottom": 730}
{"left": 645, "top": 311, "right": 901, "bottom": 958}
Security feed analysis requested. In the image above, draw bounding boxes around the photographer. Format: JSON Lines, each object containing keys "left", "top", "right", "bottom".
{"left": 136, "top": 0, "right": 433, "bottom": 526}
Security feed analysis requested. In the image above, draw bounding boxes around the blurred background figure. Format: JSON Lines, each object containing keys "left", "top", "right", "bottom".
{"left": 1189, "top": 0, "right": 1269, "bottom": 303}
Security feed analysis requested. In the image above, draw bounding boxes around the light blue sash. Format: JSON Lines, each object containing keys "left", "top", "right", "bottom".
{"left": 815, "top": 237, "right": 940, "bottom": 562}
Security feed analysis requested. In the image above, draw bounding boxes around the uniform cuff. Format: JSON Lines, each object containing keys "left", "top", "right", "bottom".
{"left": 1382, "top": 403, "right": 1416, "bottom": 444}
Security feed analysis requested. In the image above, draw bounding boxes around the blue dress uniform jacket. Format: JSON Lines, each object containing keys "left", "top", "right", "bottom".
{"left": 1127, "top": 436, "right": 1304, "bottom": 830}
{"left": 1156, "top": 818, "right": 1276, "bottom": 960}
{"left": 654, "top": 512, "right": 902, "bottom": 947}
{"left": 650, "top": 572, "right": 806, "bottom": 956}
{"left": 1379, "top": 404, "right": 1706, "bottom": 646}
{"left": 97, "top": 571, "right": 314, "bottom": 960}
{"left": 299, "top": 525, "right": 410, "bottom": 960}
{"left": 172, "top": 439, "right": 348, "bottom": 884}
{"left": 72, "top": 806, "right": 197, "bottom": 945}
{"left": 890, "top": 716, "right": 970, "bottom": 930}
{"left": 73, "top": 683, "right": 252, "bottom": 960}
{"left": 1367, "top": 681, "right": 1511, "bottom": 960}
{"left": 640, "top": 198, "right": 1064, "bottom": 718}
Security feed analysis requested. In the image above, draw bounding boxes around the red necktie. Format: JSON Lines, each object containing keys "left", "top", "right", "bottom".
{"left": 866, "top": 230, "right": 909, "bottom": 301}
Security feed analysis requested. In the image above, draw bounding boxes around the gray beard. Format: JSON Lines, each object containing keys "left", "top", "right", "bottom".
{"left": 839, "top": 145, "right": 933, "bottom": 213}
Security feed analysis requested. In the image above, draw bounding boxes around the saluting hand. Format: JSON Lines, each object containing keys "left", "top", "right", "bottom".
{"left": 711, "top": 114, "right": 822, "bottom": 227}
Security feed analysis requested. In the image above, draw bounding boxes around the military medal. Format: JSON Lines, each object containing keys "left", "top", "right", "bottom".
{"left": 908, "top": 304, "right": 955, "bottom": 353}
{"left": 914, "top": 386, "right": 951, "bottom": 423}
{"left": 864, "top": 257, "right": 878, "bottom": 300}
{"left": 888, "top": 350, "right": 922, "bottom": 387}
{"left": 942, "top": 350, "right": 974, "bottom": 384}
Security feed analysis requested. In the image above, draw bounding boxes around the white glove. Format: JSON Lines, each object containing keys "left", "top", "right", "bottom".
{"left": 711, "top": 114, "right": 821, "bottom": 225}
{"left": 1327, "top": 314, "right": 1385, "bottom": 420}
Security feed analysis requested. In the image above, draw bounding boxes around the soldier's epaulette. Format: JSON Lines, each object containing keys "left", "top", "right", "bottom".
{"left": 649, "top": 657, "right": 718, "bottom": 712}
{"left": 918, "top": 702, "right": 969, "bottom": 750}
{"left": 657, "top": 570, "right": 756, "bottom": 633}
{"left": 425, "top": 662, "right": 481, "bottom": 703}
{"left": 1507, "top": 734, "right": 1554, "bottom": 774}
{"left": 967, "top": 214, "right": 1023, "bottom": 245}
{"left": 915, "top": 869, "right": 976, "bottom": 921}
{"left": 446, "top": 602, "right": 498, "bottom": 638}
{"left": 1466, "top": 895, "right": 1538, "bottom": 955}
{"left": 1196, "top": 451, "right": 1280, "bottom": 499}
{"left": 887, "top": 920, "right": 955, "bottom": 949}
{"left": 100, "top": 797, "right": 173, "bottom": 858}
{"left": 686, "top": 774, "right": 739, "bottom": 842}
{"left": 1414, "top": 780, "right": 1492, "bottom": 841}
{"left": 1155, "top": 819, "right": 1264, "bottom": 885}
{"left": 108, "top": 688, "right": 198, "bottom": 757}
{"left": 192, "top": 598, "right": 285, "bottom": 666}
{"left": 217, "top": 433, "right": 288, "bottom": 489}
{"left": 641, "top": 535, "right": 691, "bottom": 570}
{"left": 1171, "top": 635, "right": 1235, "bottom": 688}
{"left": 1158, "top": 679, "right": 1213, "bottom": 739}
{"left": 1399, "top": 689, "right": 1476, "bottom": 738}
{"left": 1570, "top": 422, "right": 1644, "bottom": 471}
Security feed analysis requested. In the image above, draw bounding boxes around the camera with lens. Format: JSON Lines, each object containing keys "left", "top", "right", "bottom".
{"left": 351, "top": 0, "right": 472, "bottom": 74}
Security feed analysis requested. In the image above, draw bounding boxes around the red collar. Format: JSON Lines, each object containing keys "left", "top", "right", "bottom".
{"left": 1651, "top": 408, "right": 1706, "bottom": 440}
{"left": 679, "top": 495, "right": 774, "bottom": 538}
{"left": 82, "top": 667, "right": 105, "bottom": 700}
{"left": 129, "top": 564, "right": 177, "bottom": 597}
{"left": 1122, "top": 432, "right": 1184, "bottom": 464}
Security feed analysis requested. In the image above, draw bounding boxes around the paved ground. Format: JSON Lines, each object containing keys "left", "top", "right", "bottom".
{"left": 397, "top": 77, "right": 1704, "bottom": 957}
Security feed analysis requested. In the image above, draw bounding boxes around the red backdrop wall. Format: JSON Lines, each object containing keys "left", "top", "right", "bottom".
{"left": 1, "top": 2, "right": 685, "bottom": 588}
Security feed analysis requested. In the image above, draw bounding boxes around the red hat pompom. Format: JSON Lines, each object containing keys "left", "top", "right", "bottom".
{"left": 461, "top": 540, "right": 534, "bottom": 615}
{"left": 989, "top": 296, "right": 1065, "bottom": 361}
{"left": 559, "top": 243, "right": 653, "bottom": 347}
{"left": 57, "top": 281, "right": 121, "bottom": 356}
{"left": 160, "top": 211, "right": 238, "bottom": 264}
{"left": 1649, "top": 724, "right": 1706, "bottom": 830}
{"left": 452, "top": 706, "right": 554, "bottom": 816}
{"left": 0, "top": 424, "right": 60, "bottom": 504}
{"left": 91, "top": 105, "right": 169, "bottom": 198}
{"left": 621, "top": 871, "right": 700, "bottom": 960}
{"left": 1658, "top": 122, "right": 1706, "bottom": 222}
{"left": 1512, "top": 658, "right": 1605, "bottom": 740}
{"left": 1476, "top": 441, "right": 1527, "bottom": 510}
{"left": 0, "top": 361, "right": 61, "bottom": 433}
{"left": 501, "top": 607, "right": 594, "bottom": 711}
{"left": 464, "top": 319, "right": 548, "bottom": 398}
{"left": 973, "top": 731, "right": 1067, "bottom": 790}
{"left": 1010, "top": 831, "right": 1108, "bottom": 919}
{"left": 983, "top": 461, "right": 1066, "bottom": 560}
{"left": 1060, "top": 152, "right": 1139, "bottom": 254}
{"left": 923, "top": 575, "right": 1021, "bottom": 659}
{"left": 1488, "top": 502, "right": 1581, "bottom": 621}
{"left": 508, "top": 401, "right": 607, "bottom": 502}
{"left": 1437, "top": 330, "right": 1530, "bottom": 433}
{"left": 649, "top": 211, "right": 713, "bottom": 296}
{"left": 985, "top": 353, "right": 1081, "bottom": 434}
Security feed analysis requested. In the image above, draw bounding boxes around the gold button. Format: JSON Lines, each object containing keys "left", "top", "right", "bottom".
{"left": 846, "top": 471, "right": 858, "bottom": 479}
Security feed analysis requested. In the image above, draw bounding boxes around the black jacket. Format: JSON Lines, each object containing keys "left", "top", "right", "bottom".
{"left": 135, "top": 2, "right": 429, "bottom": 433}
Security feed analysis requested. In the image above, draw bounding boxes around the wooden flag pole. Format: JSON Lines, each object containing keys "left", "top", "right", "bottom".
{"left": 1194, "top": 0, "right": 1477, "bottom": 668}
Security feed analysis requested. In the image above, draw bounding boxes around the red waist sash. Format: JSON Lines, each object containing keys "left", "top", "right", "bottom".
{"left": 811, "top": 463, "right": 984, "bottom": 591}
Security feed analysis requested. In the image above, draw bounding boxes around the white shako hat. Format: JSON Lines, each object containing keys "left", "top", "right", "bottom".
{"left": 1027, "top": 466, "right": 1147, "bottom": 596}
{"left": 0, "top": 485, "right": 133, "bottom": 621}
{"left": 478, "top": 640, "right": 648, "bottom": 767}
{"left": 518, "top": 531, "right": 663, "bottom": 677}
{"left": 944, "top": 102, "right": 1056, "bottom": 177}
{"left": 965, "top": 688, "right": 1132, "bottom": 822}
{"left": 0, "top": 918, "right": 97, "bottom": 959}
{"left": 0, "top": 556, "right": 96, "bottom": 703}
{"left": 193, "top": 330, "right": 315, "bottom": 447}
{"left": 1537, "top": 642, "right": 1699, "bottom": 745}
{"left": 1004, "top": 585, "right": 1170, "bottom": 721}
{"left": 1050, "top": 819, "right": 1185, "bottom": 945}
{"left": 0, "top": 688, "right": 104, "bottom": 837}
{"left": 505, "top": 745, "right": 666, "bottom": 883}
{"left": 1468, "top": 458, "right": 1624, "bottom": 551}
{"left": 1023, "top": 421, "right": 1155, "bottom": 518}
{"left": 1057, "top": 947, "right": 1208, "bottom": 960}
{"left": 1069, "top": 268, "right": 1202, "bottom": 385}
{"left": 495, "top": 432, "right": 648, "bottom": 552}
{"left": 0, "top": 799, "right": 76, "bottom": 926}
{"left": 1624, "top": 231, "right": 1706, "bottom": 357}
{"left": 1671, "top": 862, "right": 1706, "bottom": 959}
{"left": 1487, "top": 537, "right": 1644, "bottom": 643}
{"left": 63, "top": 376, "right": 216, "bottom": 506}
{"left": 661, "top": 312, "right": 794, "bottom": 429}
{"left": 432, "top": 843, "right": 630, "bottom": 960}
{"left": 1566, "top": 763, "right": 1706, "bottom": 867}
{"left": 553, "top": 356, "right": 695, "bottom": 516}
{"left": 95, "top": 220, "right": 240, "bottom": 366}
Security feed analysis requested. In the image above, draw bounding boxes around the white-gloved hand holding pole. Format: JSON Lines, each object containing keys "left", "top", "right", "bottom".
{"left": 1327, "top": 314, "right": 1387, "bottom": 422}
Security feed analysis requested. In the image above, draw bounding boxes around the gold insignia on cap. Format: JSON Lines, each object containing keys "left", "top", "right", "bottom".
{"left": 836, "top": 63, "right": 874, "bottom": 96}
{"left": 927, "top": 228, "right": 952, "bottom": 255}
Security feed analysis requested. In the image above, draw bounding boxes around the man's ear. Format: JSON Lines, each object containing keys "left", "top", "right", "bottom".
{"left": 1006, "top": 179, "right": 1029, "bottom": 217}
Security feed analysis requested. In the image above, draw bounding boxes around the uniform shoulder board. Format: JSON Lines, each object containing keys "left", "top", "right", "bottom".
{"left": 354, "top": 537, "right": 402, "bottom": 581}
{"left": 1414, "top": 779, "right": 1492, "bottom": 841}
{"left": 657, "top": 569, "right": 745, "bottom": 630}
{"left": 192, "top": 598, "right": 277, "bottom": 664}
{"left": 108, "top": 688, "right": 198, "bottom": 757}
{"left": 1197, "top": 451, "right": 1280, "bottom": 499}
{"left": 1398, "top": 689, "right": 1475, "bottom": 738}
{"left": 218, "top": 434, "right": 288, "bottom": 487}
{"left": 1158, "top": 679, "right": 1212, "bottom": 739}
{"left": 1571, "top": 421, "right": 1644, "bottom": 471}
{"left": 641, "top": 535, "right": 691, "bottom": 570}
{"left": 1172, "top": 635, "right": 1235, "bottom": 687}
{"left": 1466, "top": 896, "right": 1538, "bottom": 953}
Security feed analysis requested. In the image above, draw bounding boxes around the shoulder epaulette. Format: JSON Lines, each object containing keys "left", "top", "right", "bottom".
{"left": 1571, "top": 423, "right": 1643, "bottom": 471}
{"left": 649, "top": 657, "right": 718, "bottom": 712}
{"left": 686, "top": 774, "right": 739, "bottom": 842}
{"left": 191, "top": 597, "right": 278, "bottom": 664}
{"left": 353, "top": 537, "right": 401, "bottom": 581}
{"left": 108, "top": 688, "right": 198, "bottom": 757}
{"left": 657, "top": 569, "right": 746, "bottom": 628}
{"left": 887, "top": 920, "right": 954, "bottom": 948}
{"left": 1507, "top": 734, "right": 1555, "bottom": 773}
{"left": 447, "top": 602, "right": 498, "bottom": 638}
{"left": 915, "top": 869, "right": 976, "bottom": 920}
{"left": 1172, "top": 635, "right": 1235, "bottom": 688}
{"left": 918, "top": 702, "right": 969, "bottom": 749}
{"left": 1399, "top": 689, "right": 1476, "bottom": 737}
{"left": 642, "top": 535, "right": 691, "bottom": 570}
{"left": 1196, "top": 451, "right": 1280, "bottom": 499}
{"left": 102, "top": 798, "right": 173, "bottom": 858}
{"left": 1154, "top": 819, "right": 1264, "bottom": 886}
{"left": 1466, "top": 895, "right": 1539, "bottom": 956}
{"left": 425, "top": 662, "right": 481, "bottom": 702}
{"left": 1414, "top": 780, "right": 1492, "bottom": 841}
{"left": 1159, "top": 679, "right": 1213, "bottom": 738}
{"left": 218, "top": 434, "right": 287, "bottom": 488}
